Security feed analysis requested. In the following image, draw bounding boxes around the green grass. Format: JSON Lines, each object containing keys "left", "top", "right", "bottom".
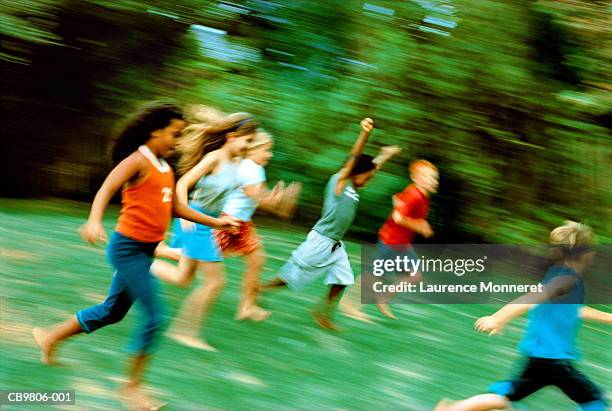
{"left": 1, "top": 199, "right": 610, "bottom": 410}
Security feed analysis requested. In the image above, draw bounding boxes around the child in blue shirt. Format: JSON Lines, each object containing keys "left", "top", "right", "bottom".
{"left": 436, "top": 221, "right": 610, "bottom": 411}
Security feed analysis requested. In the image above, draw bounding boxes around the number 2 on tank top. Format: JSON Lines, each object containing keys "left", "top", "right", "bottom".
{"left": 161, "top": 187, "right": 172, "bottom": 203}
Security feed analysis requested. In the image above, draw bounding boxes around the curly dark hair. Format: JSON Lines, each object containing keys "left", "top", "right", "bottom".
{"left": 110, "top": 100, "right": 184, "bottom": 164}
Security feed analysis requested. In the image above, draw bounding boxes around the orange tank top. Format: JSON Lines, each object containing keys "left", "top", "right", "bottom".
{"left": 116, "top": 145, "right": 174, "bottom": 243}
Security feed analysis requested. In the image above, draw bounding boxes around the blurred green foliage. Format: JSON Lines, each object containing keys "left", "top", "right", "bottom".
{"left": 1, "top": 0, "right": 610, "bottom": 243}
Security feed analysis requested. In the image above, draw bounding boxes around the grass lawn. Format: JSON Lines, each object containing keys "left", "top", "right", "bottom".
{"left": 1, "top": 199, "right": 610, "bottom": 410}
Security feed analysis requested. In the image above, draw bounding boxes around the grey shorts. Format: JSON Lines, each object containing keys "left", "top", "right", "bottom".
{"left": 279, "top": 230, "right": 354, "bottom": 289}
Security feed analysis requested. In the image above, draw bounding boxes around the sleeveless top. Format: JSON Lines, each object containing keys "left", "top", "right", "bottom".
{"left": 116, "top": 145, "right": 174, "bottom": 242}
{"left": 190, "top": 159, "right": 240, "bottom": 216}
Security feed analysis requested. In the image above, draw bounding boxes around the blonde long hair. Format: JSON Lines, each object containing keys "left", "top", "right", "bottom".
{"left": 177, "top": 106, "right": 257, "bottom": 175}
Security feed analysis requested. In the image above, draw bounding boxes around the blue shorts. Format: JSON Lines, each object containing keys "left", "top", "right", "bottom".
{"left": 375, "top": 242, "right": 418, "bottom": 260}
{"left": 76, "top": 231, "right": 166, "bottom": 354}
{"left": 375, "top": 241, "right": 419, "bottom": 282}
{"left": 171, "top": 203, "right": 222, "bottom": 262}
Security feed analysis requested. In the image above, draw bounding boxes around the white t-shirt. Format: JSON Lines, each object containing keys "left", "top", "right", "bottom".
{"left": 223, "top": 159, "right": 266, "bottom": 221}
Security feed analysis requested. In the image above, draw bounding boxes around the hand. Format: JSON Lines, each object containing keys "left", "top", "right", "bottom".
{"left": 475, "top": 315, "right": 506, "bottom": 336}
{"left": 272, "top": 180, "right": 286, "bottom": 193}
{"left": 216, "top": 215, "right": 241, "bottom": 231}
{"left": 420, "top": 221, "right": 434, "bottom": 238}
{"left": 270, "top": 180, "right": 286, "bottom": 204}
{"left": 392, "top": 194, "right": 403, "bottom": 209}
{"left": 79, "top": 221, "right": 108, "bottom": 245}
{"left": 360, "top": 118, "right": 374, "bottom": 134}
{"left": 180, "top": 218, "right": 196, "bottom": 233}
{"left": 276, "top": 181, "right": 302, "bottom": 220}
{"left": 380, "top": 145, "right": 401, "bottom": 158}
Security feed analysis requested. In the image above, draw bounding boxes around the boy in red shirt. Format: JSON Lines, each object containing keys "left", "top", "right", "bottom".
{"left": 341, "top": 159, "right": 438, "bottom": 321}
{"left": 377, "top": 159, "right": 438, "bottom": 317}
{"left": 379, "top": 159, "right": 437, "bottom": 245}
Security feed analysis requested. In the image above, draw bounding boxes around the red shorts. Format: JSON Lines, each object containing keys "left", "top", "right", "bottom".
{"left": 215, "top": 213, "right": 261, "bottom": 256}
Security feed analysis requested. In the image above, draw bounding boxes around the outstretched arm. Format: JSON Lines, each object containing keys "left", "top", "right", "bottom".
{"left": 243, "top": 181, "right": 302, "bottom": 220}
{"left": 373, "top": 145, "right": 401, "bottom": 170}
{"left": 243, "top": 182, "right": 277, "bottom": 206}
{"left": 475, "top": 275, "right": 578, "bottom": 335}
{"left": 581, "top": 306, "right": 612, "bottom": 324}
{"left": 335, "top": 118, "right": 374, "bottom": 195}
{"left": 475, "top": 303, "right": 534, "bottom": 336}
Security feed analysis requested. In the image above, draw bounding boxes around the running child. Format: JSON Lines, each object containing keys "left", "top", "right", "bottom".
{"left": 32, "top": 101, "right": 238, "bottom": 410}
{"left": 152, "top": 105, "right": 230, "bottom": 263}
{"left": 356, "top": 159, "right": 438, "bottom": 320}
{"left": 215, "top": 130, "right": 302, "bottom": 321}
{"left": 435, "top": 221, "right": 610, "bottom": 411}
{"left": 261, "top": 118, "right": 400, "bottom": 330}
{"left": 151, "top": 109, "right": 258, "bottom": 351}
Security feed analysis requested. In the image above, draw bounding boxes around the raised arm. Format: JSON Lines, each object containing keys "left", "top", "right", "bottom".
{"left": 81, "top": 153, "right": 144, "bottom": 244}
{"left": 335, "top": 118, "right": 374, "bottom": 195}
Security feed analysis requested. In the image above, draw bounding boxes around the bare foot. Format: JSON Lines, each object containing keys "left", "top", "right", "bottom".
{"left": 119, "top": 384, "right": 169, "bottom": 411}
{"left": 118, "top": 385, "right": 143, "bottom": 410}
{"left": 119, "top": 385, "right": 155, "bottom": 411}
{"left": 32, "top": 327, "right": 57, "bottom": 365}
{"left": 235, "top": 306, "right": 272, "bottom": 322}
{"left": 376, "top": 303, "right": 397, "bottom": 320}
{"left": 166, "top": 332, "right": 218, "bottom": 352}
{"left": 149, "top": 401, "right": 168, "bottom": 411}
{"left": 311, "top": 311, "right": 343, "bottom": 332}
{"left": 149, "top": 402, "right": 168, "bottom": 411}
{"left": 340, "top": 306, "right": 374, "bottom": 324}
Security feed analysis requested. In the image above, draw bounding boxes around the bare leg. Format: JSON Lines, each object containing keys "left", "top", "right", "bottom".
{"left": 119, "top": 354, "right": 167, "bottom": 410}
{"left": 433, "top": 394, "right": 510, "bottom": 411}
{"left": 32, "top": 316, "right": 82, "bottom": 364}
{"left": 121, "top": 353, "right": 148, "bottom": 394}
{"left": 376, "top": 303, "right": 397, "bottom": 320}
{"left": 154, "top": 241, "right": 181, "bottom": 262}
{"left": 236, "top": 247, "right": 271, "bottom": 321}
{"left": 167, "top": 262, "right": 225, "bottom": 351}
{"left": 339, "top": 281, "right": 373, "bottom": 323}
{"left": 260, "top": 277, "right": 288, "bottom": 291}
{"left": 376, "top": 271, "right": 423, "bottom": 319}
{"left": 312, "top": 284, "right": 346, "bottom": 331}
{"left": 151, "top": 256, "right": 198, "bottom": 287}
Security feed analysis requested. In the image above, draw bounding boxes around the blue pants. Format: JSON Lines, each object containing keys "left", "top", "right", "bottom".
{"left": 76, "top": 232, "right": 166, "bottom": 354}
